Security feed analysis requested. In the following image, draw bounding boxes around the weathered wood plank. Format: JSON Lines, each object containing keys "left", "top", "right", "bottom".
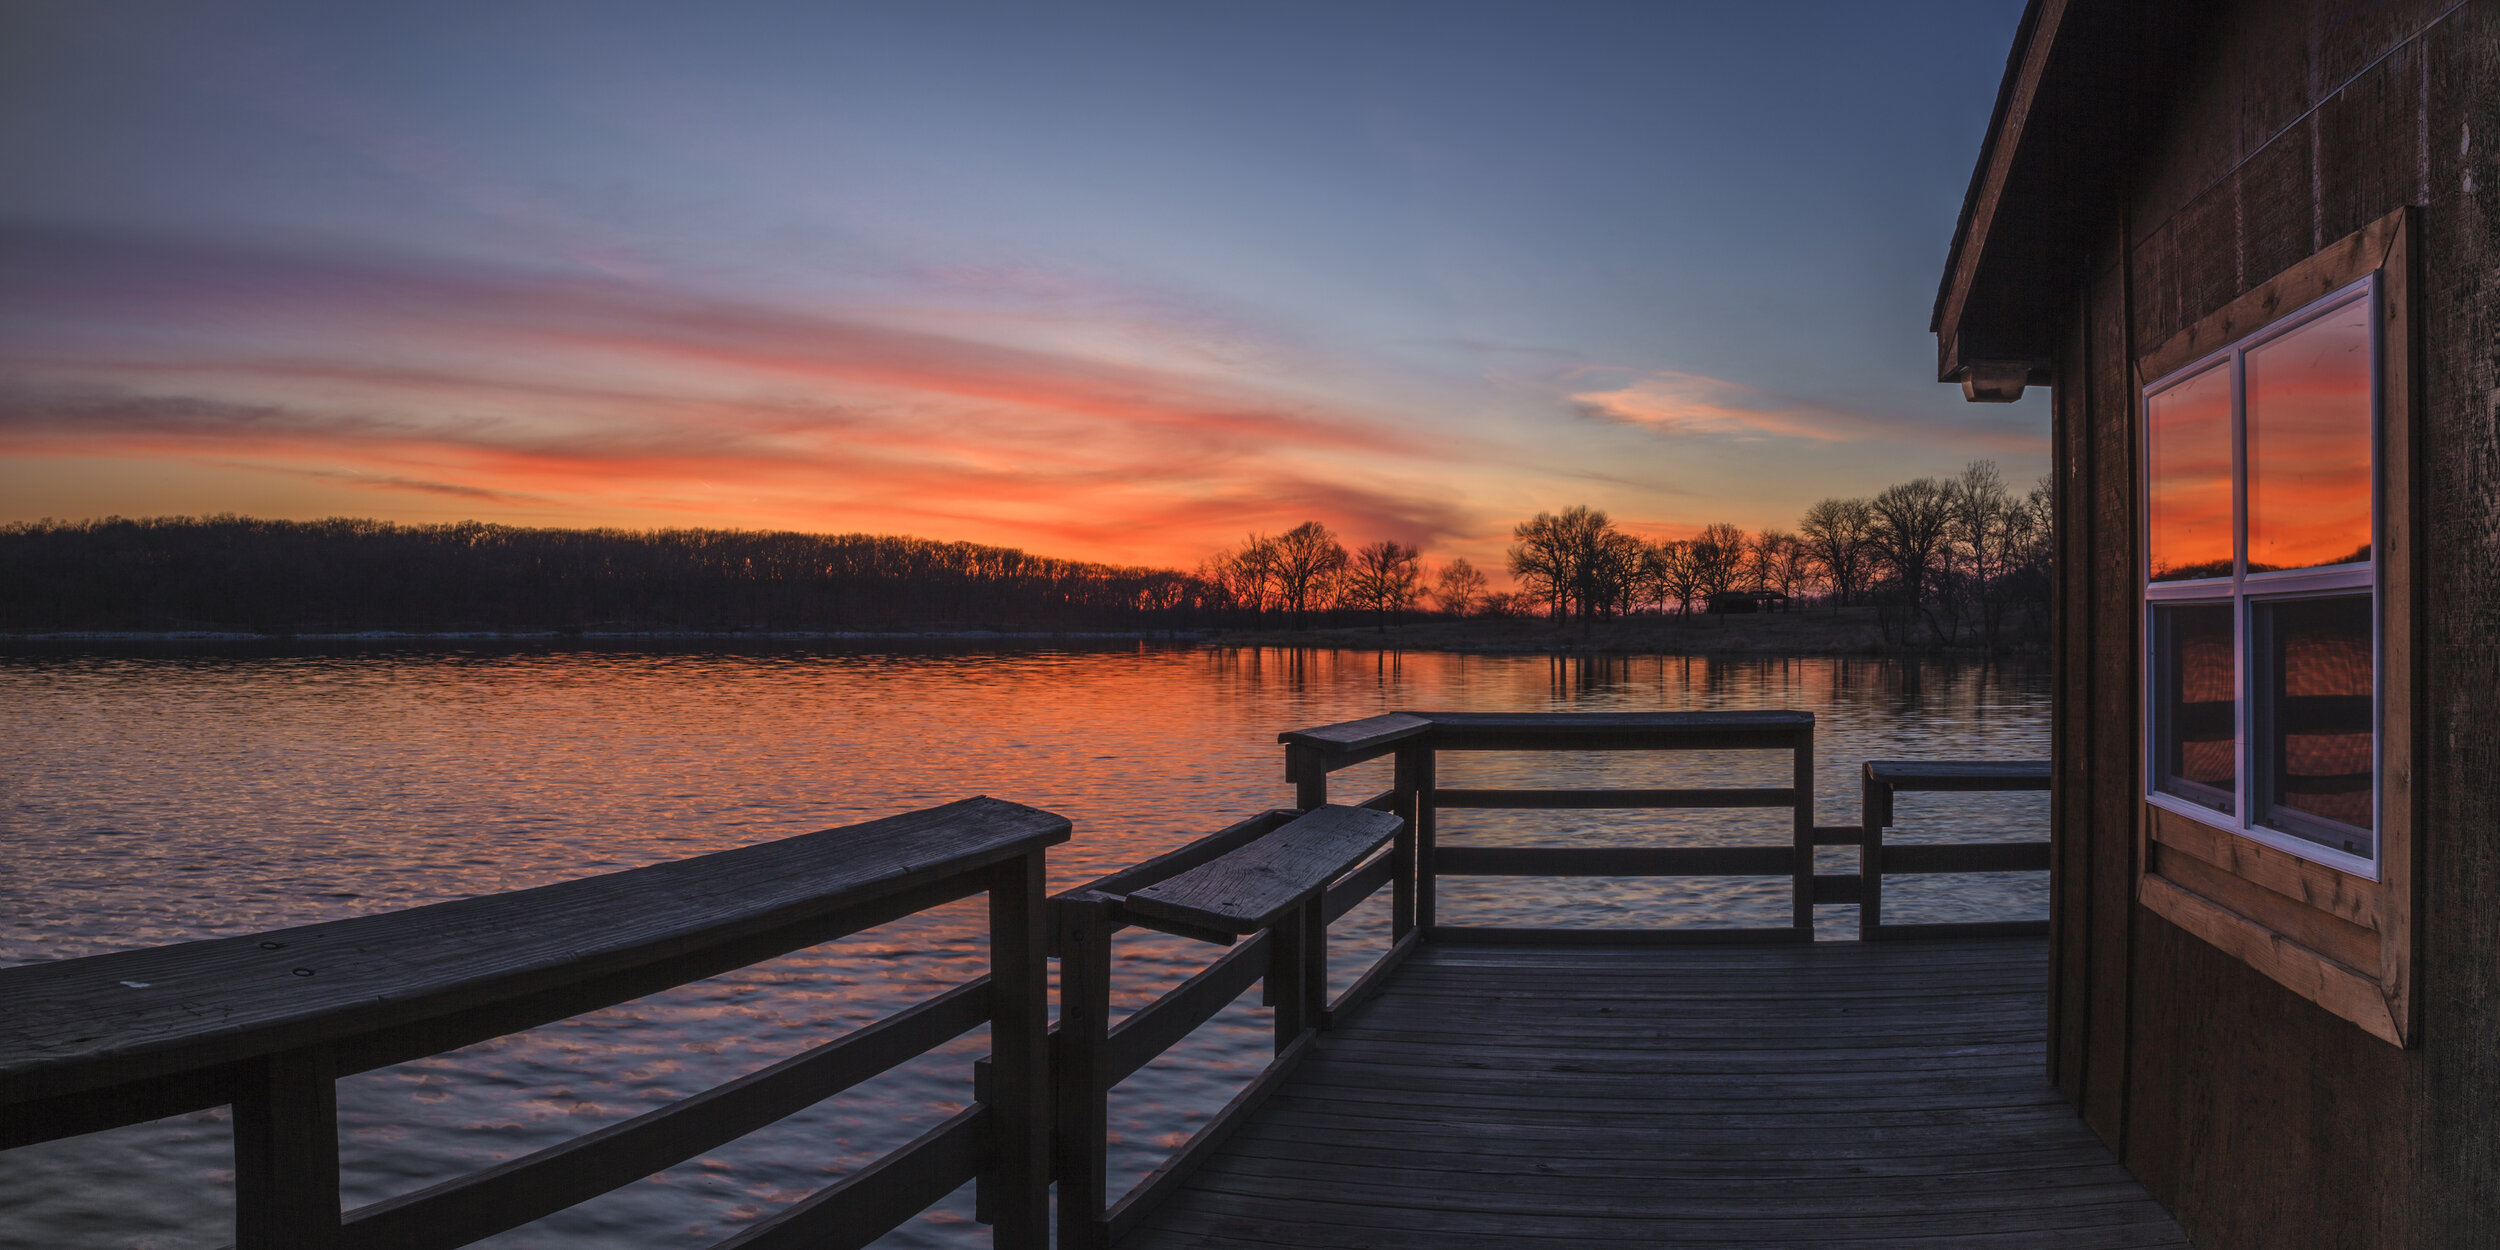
{"left": 1427, "top": 926, "right": 1808, "bottom": 947}
{"left": 1114, "top": 940, "right": 2187, "bottom": 1250}
{"left": 1434, "top": 787, "right": 1795, "bottom": 809}
{"left": 1104, "top": 933, "right": 1270, "bottom": 1087}
{"left": 1434, "top": 845, "right": 1795, "bottom": 877}
{"left": 0, "top": 797, "right": 1069, "bottom": 1111}
{"left": 711, "top": 1104, "right": 987, "bottom": 1250}
{"left": 1101, "top": 1029, "right": 1317, "bottom": 1245}
{"left": 1866, "top": 760, "right": 2054, "bottom": 791}
{"left": 1320, "top": 849, "right": 1397, "bottom": 924}
{"left": 337, "top": 978, "right": 989, "bottom": 1250}
{"left": 1122, "top": 806, "right": 1401, "bottom": 936}
{"left": 1277, "top": 712, "right": 1432, "bottom": 760}
{"left": 1059, "top": 809, "right": 1294, "bottom": 906}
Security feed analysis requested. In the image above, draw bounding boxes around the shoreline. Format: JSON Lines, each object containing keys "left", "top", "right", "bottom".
{"left": 0, "top": 609, "right": 2043, "bottom": 658}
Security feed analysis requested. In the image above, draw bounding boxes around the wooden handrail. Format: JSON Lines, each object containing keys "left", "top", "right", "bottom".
{"left": 1860, "top": 758, "right": 2053, "bottom": 940}
{"left": 0, "top": 796, "right": 1069, "bottom": 1250}
{"left": 1283, "top": 710, "right": 1819, "bottom": 944}
{"left": 1048, "top": 799, "right": 1416, "bottom": 1250}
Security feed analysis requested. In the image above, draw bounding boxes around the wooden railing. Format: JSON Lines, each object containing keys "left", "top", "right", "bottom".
{"left": 0, "top": 797, "right": 1069, "bottom": 1250}
{"left": 1282, "top": 710, "right": 1859, "bottom": 943}
{"left": 1859, "top": 760, "right": 2053, "bottom": 940}
{"left": 2, "top": 718, "right": 2055, "bottom": 1250}
{"left": 1047, "top": 800, "right": 1409, "bottom": 1250}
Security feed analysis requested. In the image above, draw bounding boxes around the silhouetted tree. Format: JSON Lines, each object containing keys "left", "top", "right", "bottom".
{"left": 1798, "top": 497, "right": 1877, "bottom": 610}
{"left": 1271, "top": 521, "right": 1348, "bottom": 630}
{"left": 1432, "top": 558, "right": 1486, "bottom": 617}
{"left": 1348, "top": 540, "right": 1425, "bottom": 631}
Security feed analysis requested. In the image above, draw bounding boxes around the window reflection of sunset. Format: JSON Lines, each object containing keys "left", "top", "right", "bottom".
{"left": 2248, "top": 301, "right": 2372, "bottom": 573}
{"left": 2147, "top": 364, "right": 2233, "bottom": 581}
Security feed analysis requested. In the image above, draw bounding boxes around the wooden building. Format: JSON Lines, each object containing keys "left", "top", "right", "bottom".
{"left": 1933, "top": 1, "right": 2498, "bottom": 1245}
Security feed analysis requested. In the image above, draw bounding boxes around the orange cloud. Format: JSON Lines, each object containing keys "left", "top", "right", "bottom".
{"left": 0, "top": 225, "right": 1489, "bottom": 566}
{"left": 1569, "top": 368, "right": 2045, "bottom": 453}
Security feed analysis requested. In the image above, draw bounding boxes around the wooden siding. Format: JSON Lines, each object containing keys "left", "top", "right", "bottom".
{"left": 2031, "top": 1, "right": 2500, "bottom": 1246}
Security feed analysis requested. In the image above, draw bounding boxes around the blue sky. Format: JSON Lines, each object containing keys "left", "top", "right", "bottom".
{"left": 0, "top": 1, "right": 2043, "bottom": 570}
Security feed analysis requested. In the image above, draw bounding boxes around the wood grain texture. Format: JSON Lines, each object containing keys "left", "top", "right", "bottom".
{"left": 0, "top": 797, "right": 1069, "bottom": 1112}
{"left": 1865, "top": 760, "right": 2055, "bottom": 789}
{"left": 1435, "top": 845, "right": 1795, "bottom": 877}
{"left": 1114, "top": 940, "right": 2188, "bottom": 1250}
{"left": 1433, "top": 787, "right": 1794, "bottom": 809}
{"left": 338, "top": 979, "right": 991, "bottom": 1250}
{"left": 710, "top": 1104, "right": 987, "bottom": 1250}
{"left": 1122, "top": 806, "right": 1402, "bottom": 936}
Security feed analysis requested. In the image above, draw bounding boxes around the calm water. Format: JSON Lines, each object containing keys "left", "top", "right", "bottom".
{"left": 0, "top": 644, "right": 2049, "bottom": 1249}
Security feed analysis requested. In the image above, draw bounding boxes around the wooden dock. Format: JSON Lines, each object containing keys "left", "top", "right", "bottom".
{"left": 0, "top": 712, "right": 2193, "bottom": 1249}
{"left": 1118, "top": 939, "right": 2188, "bottom": 1249}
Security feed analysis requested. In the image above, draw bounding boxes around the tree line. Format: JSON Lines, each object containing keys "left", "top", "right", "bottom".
{"left": 3, "top": 462, "right": 2049, "bottom": 647}
{"left": 0, "top": 516, "right": 1215, "bottom": 634}
{"left": 1501, "top": 460, "right": 2050, "bottom": 650}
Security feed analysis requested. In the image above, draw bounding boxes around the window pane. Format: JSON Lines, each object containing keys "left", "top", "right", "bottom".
{"left": 2247, "top": 298, "right": 2372, "bottom": 572}
{"left": 2147, "top": 363, "right": 2234, "bottom": 581}
{"left": 2154, "top": 602, "right": 2236, "bottom": 809}
{"left": 2257, "top": 596, "right": 2374, "bottom": 853}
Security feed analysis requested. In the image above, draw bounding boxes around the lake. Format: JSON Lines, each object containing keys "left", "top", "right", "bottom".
{"left": 0, "top": 643, "right": 2050, "bottom": 1249}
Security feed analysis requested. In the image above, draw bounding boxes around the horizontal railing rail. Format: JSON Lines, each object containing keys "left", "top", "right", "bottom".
{"left": 1860, "top": 760, "right": 2053, "bottom": 939}
{"left": 1283, "top": 711, "right": 1820, "bottom": 944}
{"left": 1048, "top": 799, "right": 1412, "bottom": 1250}
{"left": 0, "top": 796, "right": 1069, "bottom": 1250}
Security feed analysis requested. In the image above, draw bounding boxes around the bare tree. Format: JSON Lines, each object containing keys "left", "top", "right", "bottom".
{"left": 1271, "top": 521, "right": 1348, "bottom": 629}
{"left": 1690, "top": 522, "right": 1749, "bottom": 602}
{"left": 1869, "top": 478, "right": 1955, "bottom": 640}
{"left": 1348, "top": 540, "right": 1425, "bottom": 632}
{"left": 1509, "top": 505, "right": 1621, "bottom": 630}
{"left": 1652, "top": 538, "right": 1705, "bottom": 616}
{"left": 1748, "top": 529, "right": 1796, "bottom": 594}
{"left": 1508, "top": 513, "right": 1573, "bottom": 621}
{"left": 1432, "top": 558, "right": 1487, "bottom": 617}
{"left": 1797, "top": 497, "right": 1876, "bottom": 610}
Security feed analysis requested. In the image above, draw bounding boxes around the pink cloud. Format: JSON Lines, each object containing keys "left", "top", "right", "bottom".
{"left": 1569, "top": 368, "right": 2044, "bottom": 454}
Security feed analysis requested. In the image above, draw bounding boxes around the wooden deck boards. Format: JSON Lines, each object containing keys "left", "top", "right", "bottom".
{"left": 1115, "top": 938, "right": 2190, "bottom": 1249}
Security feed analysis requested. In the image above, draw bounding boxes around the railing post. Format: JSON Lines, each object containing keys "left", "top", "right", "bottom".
{"left": 1301, "top": 898, "right": 1328, "bottom": 1030}
{"left": 1049, "top": 894, "right": 1115, "bottom": 1250}
{"left": 1860, "top": 767, "right": 1888, "bottom": 939}
{"left": 232, "top": 1045, "right": 340, "bottom": 1250}
{"left": 1390, "top": 745, "right": 1419, "bottom": 939}
{"left": 1268, "top": 907, "right": 1306, "bottom": 1052}
{"left": 985, "top": 850, "right": 1052, "bottom": 1250}
{"left": 1792, "top": 728, "right": 1816, "bottom": 935}
{"left": 1288, "top": 743, "right": 1329, "bottom": 810}
{"left": 1414, "top": 747, "right": 1438, "bottom": 935}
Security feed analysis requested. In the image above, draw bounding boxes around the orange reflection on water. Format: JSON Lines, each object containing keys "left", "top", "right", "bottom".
{"left": 2248, "top": 299, "right": 2372, "bottom": 572}
{"left": 2148, "top": 363, "right": 2233, "bottom": 581}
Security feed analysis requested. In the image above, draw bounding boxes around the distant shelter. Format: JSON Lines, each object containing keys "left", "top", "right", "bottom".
{"left": 1933, "top": 2, "right": 2498, "bottom": 1246}
{"left": 1703, "top": 590, "right": 1791, "bottom": 615}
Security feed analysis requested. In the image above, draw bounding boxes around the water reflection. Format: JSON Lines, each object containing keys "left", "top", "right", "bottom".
{"left": 2247, "top": 297, "right": 2373, "bottom": 573}
{"left": 2147, "top": 361, "right": 2235, "bottom": 582}
{"left": 0, "top": 644, "right": 2049, "bottom": 1248}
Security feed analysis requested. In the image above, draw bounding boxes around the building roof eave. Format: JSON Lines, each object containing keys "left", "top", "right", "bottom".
{"left": 1930, "top": 0, "right": 2215, "bottom": 388}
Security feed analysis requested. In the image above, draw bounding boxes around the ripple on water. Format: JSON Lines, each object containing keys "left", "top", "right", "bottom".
{"left": 0, "top": 644, "right": 2047, "bottom": 1247}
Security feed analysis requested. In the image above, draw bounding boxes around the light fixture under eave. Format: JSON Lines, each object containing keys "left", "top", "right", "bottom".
{"left": 1960, "top": 360, "right": 2033, "bottom": 403}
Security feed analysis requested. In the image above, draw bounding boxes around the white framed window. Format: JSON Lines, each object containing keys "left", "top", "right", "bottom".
{"left": 2142, "top": 278, "right": 2379, "bottom": 878}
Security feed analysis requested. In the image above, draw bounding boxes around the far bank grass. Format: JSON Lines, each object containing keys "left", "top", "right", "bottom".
{"left": 1203, "top": 606, "right": 2032, "bottom": 656}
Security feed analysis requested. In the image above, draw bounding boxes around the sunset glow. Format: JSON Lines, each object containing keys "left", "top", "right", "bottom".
{"left": 2248, "top": 299, "right": 2374, "bottom": 572}
{"left": 2147, "top": 364, "right": 2234, "bottom": 581}
{"left": 0, "top": 3, "right": 2041, "bottom": 573}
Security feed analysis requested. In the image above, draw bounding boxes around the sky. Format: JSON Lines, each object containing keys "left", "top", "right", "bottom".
{"left": 0, "top": 1, "right": 2047, "bottom": 573}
